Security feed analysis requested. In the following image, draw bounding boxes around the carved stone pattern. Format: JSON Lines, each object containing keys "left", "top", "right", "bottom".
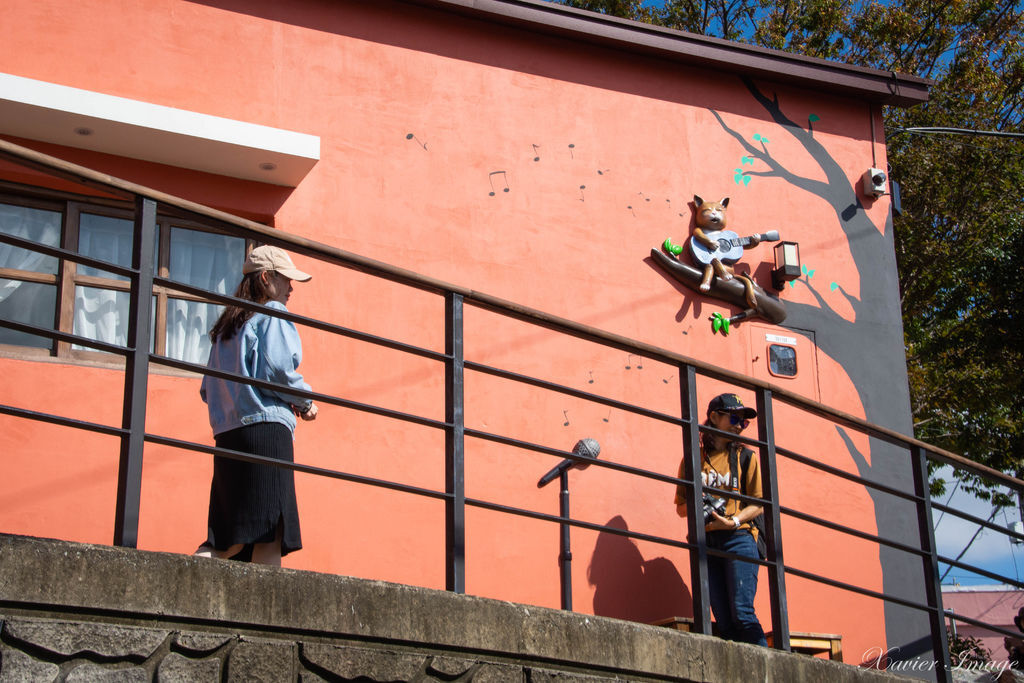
{"left": 0, "top": 617, "right": 632, "bottom": 682}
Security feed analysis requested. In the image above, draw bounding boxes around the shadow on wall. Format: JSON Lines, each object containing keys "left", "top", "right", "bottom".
{"left": 587, "top": 515, "right": 691, "bottom": 623}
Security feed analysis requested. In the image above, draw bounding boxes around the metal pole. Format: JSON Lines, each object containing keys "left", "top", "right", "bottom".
{"left": 756, "top": 388, "right": 790, "bottom": 652}
{"left": 912, "top": 444, "right": 952, "bottom": 683}
{"left": 681, "top": 365, "right": 711, "bottom": 634}
{"left": 559, "top": 470, "right": 572, "bottom": 610}
{"left": 113, "top": 196, "right": 156, "bottom": 547}
{"left": 445, "top": 292, "right": 466, "bottom": 593}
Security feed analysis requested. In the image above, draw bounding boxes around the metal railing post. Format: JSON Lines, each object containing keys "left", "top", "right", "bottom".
{"left": 445, "top": 292, "right": 466, "bottom": 593}
{"left": 756, "top": 388, "right": 790, "bottom": 652}
{"left": 113, "top": 196, "right": 156, "bottom": 547}
{"left": 912, "top": 445, "right": 951, "bottom": 682}
{"left": 681, "top": 365, "right": 712, "bottom": 634}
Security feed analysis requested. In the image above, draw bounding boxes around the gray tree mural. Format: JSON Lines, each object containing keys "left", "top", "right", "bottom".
{"left": 711, "top": 77, "right": 932, "bottom": 665}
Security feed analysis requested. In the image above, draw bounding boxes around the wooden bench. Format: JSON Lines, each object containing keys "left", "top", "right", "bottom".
{"left": 652, "top": 618, "right": 843, "bottom": 661}
{"left": 768, "top": 631, "right": 843, "bottom": 662}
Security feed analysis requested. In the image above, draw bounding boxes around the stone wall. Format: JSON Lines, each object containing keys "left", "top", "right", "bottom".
{"left": 0, "top": 534, "right": 909, "bottom": 682}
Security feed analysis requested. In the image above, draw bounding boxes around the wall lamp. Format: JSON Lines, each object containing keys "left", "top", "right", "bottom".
{"left": 771, "top": 241, "right": 801, "bottom": 290}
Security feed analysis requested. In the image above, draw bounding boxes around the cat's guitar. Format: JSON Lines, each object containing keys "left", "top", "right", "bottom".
{"left": 690, "top": 229, "right": 779, "bottom": 265}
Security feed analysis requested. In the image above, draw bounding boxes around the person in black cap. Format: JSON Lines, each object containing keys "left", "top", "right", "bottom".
{"left": 675, "top": 392, "right": 767, "bottom": 646}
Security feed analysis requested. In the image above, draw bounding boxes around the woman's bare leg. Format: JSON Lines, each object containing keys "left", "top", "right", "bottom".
{"left": 251, "top": 525, "right": 283, "bottom": 566}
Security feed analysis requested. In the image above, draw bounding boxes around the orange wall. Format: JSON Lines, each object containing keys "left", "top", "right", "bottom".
{"left": 0, "top": 0, "right": 910, "bottom": 661}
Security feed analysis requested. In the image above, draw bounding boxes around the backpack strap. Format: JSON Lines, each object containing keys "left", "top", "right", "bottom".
{"left": 727, "top": 442, "right": 746, "bottom": 492}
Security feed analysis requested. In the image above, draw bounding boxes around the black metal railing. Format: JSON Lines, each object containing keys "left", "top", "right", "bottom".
{"left": 1, "top": 138, "right": 1021, "bottom": 683}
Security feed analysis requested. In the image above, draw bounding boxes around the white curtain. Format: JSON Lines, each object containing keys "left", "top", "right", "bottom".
{"left": 73, "top": 213, "right": 134, "bottom": 349}
{"left": 73, "top": 286, "right": 130, "bottom": 348}
{"left": 0, "top": 202, "right": 60, "bottom": 302}
{"left": 0, "top": 203, "right": 61, "bottom": 347}
{"left": 165, "top": 227, "right": 244, "bottom": 364}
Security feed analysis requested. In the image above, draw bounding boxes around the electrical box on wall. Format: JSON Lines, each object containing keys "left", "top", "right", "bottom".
{"left": 749, "top": 325, "right": 820, "bottom": 402}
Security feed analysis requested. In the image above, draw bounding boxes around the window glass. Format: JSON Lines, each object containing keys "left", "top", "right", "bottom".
{"left": 166, "top": 227, "right": 243, "bottom": 363}
{"left": 0, "top": 202, "right": 60, "bottom": 274}
{"left": 78, "top": 213, "right": 136, "bottom": 280}
{"left": 167, "top": 298, "right": 219, "bottom": 364}
{"left": 73, "top": 285, "right": 130, "bottom": 349}
{"left": 0, "top": 192, "right": 245, "bottom": 365}
{"left": 768, "top": 344, "right": 797, "bottom": 377}
{"left": 0, "top": 279, "right": 56, "bottom": 348}
{"left": 169, "top": 226, "right": 244, "bottom": 292}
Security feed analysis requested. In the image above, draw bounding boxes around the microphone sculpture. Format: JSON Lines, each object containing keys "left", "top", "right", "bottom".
{"left": 538, "top": 438, "right": 601, "bottom": 487}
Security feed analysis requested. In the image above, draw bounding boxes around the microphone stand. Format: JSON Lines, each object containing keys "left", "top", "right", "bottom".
{"left": 539, "top": 438, "right": 599, "bottom": 611}
{"left": 559, "top": 468, "right": 572, "bottom": 611}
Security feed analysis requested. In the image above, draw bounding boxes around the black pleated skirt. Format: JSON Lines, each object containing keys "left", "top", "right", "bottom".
{"left": 205, "top": 422, "right": 302, "bottom": 556}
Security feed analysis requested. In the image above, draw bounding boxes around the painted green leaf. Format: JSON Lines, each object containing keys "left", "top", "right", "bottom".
{"left": 808, "top": 114, "right": 820, "bottom": 123}
{"left": 830, "top": 282, "right": 838, "bottom": 291}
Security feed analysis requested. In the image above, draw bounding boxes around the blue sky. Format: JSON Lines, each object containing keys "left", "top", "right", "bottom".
{"left": 933, "top": 465, "right": 1024, "bottom": 587}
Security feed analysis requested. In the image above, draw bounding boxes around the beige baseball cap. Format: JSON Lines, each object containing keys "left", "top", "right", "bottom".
{"left": 243, "top": 245, "right": 312, "bottom": 282}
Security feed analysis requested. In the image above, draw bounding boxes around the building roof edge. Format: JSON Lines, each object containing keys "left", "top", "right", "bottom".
{"left": 398, "top": 0, "right": 931, "bottom": 107}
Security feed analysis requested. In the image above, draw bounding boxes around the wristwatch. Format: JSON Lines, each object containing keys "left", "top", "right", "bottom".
{"left": 731, "top": 516, "right": 741, "bottom": 529}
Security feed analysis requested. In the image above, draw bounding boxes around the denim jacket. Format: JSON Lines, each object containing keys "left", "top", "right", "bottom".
{"left": 200, "top": 300, "right": 312, "bottom": 436}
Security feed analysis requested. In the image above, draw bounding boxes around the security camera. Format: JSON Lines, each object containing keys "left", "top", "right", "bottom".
{"left": 862, "top": 168, "right": 887, "bottom": 197}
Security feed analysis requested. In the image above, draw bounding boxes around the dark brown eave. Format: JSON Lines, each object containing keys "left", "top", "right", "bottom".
{"left": 397, "top": 0, "right": 931, "bottom": 107}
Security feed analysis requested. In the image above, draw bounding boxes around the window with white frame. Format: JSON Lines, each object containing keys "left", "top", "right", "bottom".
{"left": 0, "top": 184, "right": 248, "bottom": 366}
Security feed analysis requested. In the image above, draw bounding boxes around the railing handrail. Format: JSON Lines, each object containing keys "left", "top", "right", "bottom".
{"left": 0, "top": 136, "right": 1011, "bottom": 492}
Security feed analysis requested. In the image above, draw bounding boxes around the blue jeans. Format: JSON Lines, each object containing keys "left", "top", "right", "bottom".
{"left": 706, "top": 529, "right": 767, "bottom": 646}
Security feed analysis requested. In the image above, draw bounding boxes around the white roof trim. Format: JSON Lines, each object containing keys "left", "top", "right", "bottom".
{"left": 0, "top": 72, "right": 319, "bottom": 187}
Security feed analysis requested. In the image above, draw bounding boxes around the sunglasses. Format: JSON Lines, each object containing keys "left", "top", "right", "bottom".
{"left": 718, "top": 411, "right": 750, "bottom": 429}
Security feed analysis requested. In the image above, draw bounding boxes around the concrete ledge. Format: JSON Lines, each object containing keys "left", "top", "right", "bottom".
{"left": 0, "top": 533, "right": 911, "bottom": 681}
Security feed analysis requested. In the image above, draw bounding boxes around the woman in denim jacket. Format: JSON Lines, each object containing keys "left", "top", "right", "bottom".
{"left": 195, "top": 246, "right": 317, "bottom": 565}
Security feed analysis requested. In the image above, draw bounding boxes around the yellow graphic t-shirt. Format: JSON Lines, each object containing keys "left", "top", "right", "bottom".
{"left": 674, "top": 447, "right": 762, "bottom": 535}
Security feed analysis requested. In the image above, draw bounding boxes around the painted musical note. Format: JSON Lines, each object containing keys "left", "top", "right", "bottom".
{"left": 587, "top": 371, "right": 595, "bottom": 384}
{"left": 578, "top": 185, "right": 586, "bottom": 202}
{"left": 488, "top": 171, "right": 510, "bottom": 196}
{"left": 532, "top": 144, "right": 541, "bottom": 162}
{"left": 597, "top": 168, "right": 610, "bottom": 175}
{"left": 625, "top": 354, "right": 643, "bottom": 370}
{"left": 627, "top": 205, "right": 636, "bottom": 217}
{"left": 603, "top": 409, "right": 610, "bottom": 423}
{"left": 405, "top": 133, "right": 427, "bottom": 150}
{"left": 638, "top": 192, "right": 651, "bottom": 202}
{"left": 563, "top": 410, "right": 570, "bottom": 426}
{"left": 568, "top": 143, "right": 576, "bottom": 159}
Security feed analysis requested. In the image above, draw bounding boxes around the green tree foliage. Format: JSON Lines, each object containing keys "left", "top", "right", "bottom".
{"left": 556, "top": 0, "right": 1024, "bottom": 496}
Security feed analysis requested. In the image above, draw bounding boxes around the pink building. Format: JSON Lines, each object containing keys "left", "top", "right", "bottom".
{"left": 943, "top": 586, "right": 1024, "bottom": 660}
